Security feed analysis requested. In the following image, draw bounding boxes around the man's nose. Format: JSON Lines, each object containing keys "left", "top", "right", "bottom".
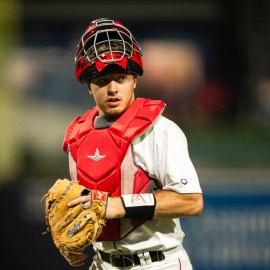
{"left": 108, "top": 80, "right": 118, "bottom": 94}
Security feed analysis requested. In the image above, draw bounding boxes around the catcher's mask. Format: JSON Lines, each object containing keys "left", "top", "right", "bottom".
{"left": 75, "top": 18, "right": 143, "bottom": 83}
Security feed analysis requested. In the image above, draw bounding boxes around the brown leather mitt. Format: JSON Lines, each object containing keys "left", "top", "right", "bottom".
{"left": 42, "top": 178, "right": 109, "bottom": 251}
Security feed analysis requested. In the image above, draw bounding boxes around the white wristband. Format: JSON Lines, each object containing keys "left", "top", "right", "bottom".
{"left": 121, "top": 193, "right": 156, "bottom": 220}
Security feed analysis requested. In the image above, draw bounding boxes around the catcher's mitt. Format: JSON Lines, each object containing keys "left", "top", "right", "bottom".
{"left": 42, "top": 178, "right": 109, "bottom": 251}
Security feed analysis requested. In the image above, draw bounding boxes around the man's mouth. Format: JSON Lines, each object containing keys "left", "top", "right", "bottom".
{"left": 107, "top": 97, "right": 120, "bottom": 102}
{"left": 106, "top": 97, "right": 121, "bottom": 107}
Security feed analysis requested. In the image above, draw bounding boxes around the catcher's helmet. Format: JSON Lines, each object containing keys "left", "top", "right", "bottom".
{"left": 75, "top": 18, "right": 143, "bottom": 83}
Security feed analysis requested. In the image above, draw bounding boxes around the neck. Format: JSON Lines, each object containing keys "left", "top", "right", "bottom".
{"left": 94, "top": 115, "right": 119, "bottom": 128}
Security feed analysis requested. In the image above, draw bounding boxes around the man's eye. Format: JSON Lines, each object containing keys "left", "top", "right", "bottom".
{"left": 117, "top": 76, "right": 126, "bottom": 82}
{"left": 96, "top": 78, "right": 108, "bottom": 85}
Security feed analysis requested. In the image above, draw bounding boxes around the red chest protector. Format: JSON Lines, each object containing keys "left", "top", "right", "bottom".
{"left": 62, "top": 98, "right": 165, "bottom": 241}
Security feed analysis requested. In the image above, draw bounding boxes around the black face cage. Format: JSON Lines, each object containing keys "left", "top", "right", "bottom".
{"left": 75, "top": 22, "right": 142, "bottom": 65}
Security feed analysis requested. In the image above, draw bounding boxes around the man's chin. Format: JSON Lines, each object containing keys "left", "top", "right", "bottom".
{"left": 105, "top": 107, "right": 125, "bottom": 117}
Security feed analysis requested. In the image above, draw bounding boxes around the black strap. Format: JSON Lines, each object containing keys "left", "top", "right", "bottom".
{"left": 99, "top": 250, "right": 165, "bottom": 267}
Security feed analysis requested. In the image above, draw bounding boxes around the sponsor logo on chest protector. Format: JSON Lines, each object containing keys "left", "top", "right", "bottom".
{"left": 88, "top": 148, "right": 106, "bottom": 161}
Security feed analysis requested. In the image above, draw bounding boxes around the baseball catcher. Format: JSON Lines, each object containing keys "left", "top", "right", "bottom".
{"left": 43, "top": 17, "right": 203, "bottom": 269}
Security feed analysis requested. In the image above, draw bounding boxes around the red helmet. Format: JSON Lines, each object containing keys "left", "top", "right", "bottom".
{"left": 75, "top": 18, "right": 143, "bottom": 83}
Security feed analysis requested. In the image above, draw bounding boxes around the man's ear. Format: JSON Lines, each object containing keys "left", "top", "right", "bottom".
{"left": 133, "top": 75, "right": 137, "bottom": 89}
{"left": 87, "top": 83, "right": 92, "bottom": 94}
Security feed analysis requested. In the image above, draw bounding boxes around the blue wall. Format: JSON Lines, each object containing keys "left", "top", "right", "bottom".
{"left": 182, "top": 188, "right": 270, "bottom": 270}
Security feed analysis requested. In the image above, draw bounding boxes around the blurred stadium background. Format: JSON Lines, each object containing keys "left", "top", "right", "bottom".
{"left": 0, "top": 0, "right": 269, "bottom": 269}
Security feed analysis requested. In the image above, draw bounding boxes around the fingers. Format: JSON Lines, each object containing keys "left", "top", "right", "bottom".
{"left": 61, "top": 250, "right": 88, "bottom": 267}
{"left": 67, "top": 195, "right": 91, "bottom": 207}
{"left": 81, "top": 201, "right": 91, "bottom": 209}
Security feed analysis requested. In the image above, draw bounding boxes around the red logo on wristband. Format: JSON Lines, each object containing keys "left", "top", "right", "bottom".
{"left": 131, "top": 194, "right": 149, "bottom": 204}
{"left": 122, "top": 194, "right": 154, "bottom": 207}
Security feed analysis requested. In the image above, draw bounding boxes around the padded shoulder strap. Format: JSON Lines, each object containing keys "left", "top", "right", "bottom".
{"left": 111, "top": 98, "right": 165, "bottom": 141}
{"left": 62, "top": 108, "right": 97, "bottom": 152}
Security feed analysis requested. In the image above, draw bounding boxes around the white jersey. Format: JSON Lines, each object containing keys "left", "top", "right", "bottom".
{"left": 92, "top": 115, "right": 202, "bottom": 253}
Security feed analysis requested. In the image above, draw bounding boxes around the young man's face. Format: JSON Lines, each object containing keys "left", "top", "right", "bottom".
{"left": 88, "top": 71, "right": 137, "bottom": 117}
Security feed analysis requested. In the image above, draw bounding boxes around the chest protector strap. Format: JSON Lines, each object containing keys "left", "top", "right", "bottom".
{"left": 63, "top": 98, "right": 165, "bottom": 241}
